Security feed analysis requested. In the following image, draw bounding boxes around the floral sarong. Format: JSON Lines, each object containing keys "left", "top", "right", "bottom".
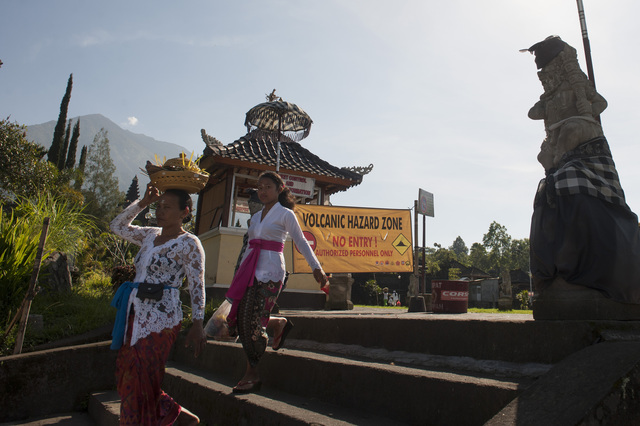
{"left": 116, "top": 309, "right": 182, "bottom": 425}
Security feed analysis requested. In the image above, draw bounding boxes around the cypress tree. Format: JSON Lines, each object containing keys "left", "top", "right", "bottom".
{"left": 74, "top": 145, "right": 87, "bottom": 191}
{"left": 58, "top": 119, "right": 71, "bottom": 170}
{"left": 48, "top": 73, "right": 73, "bottom": 166}
{"left": 65, "top": 118, "right": 80, "bottom": 170}
{"left": 124, "top": 176, "right": 140, "bottom": 207}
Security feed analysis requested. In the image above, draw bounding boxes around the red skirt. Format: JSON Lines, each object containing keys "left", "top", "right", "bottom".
{"left": 116, "top": 309, "right": 182, "bottom": 425}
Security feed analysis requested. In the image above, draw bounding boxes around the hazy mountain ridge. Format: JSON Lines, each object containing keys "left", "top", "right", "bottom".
{"left": 25, "top": 114, "right": 190, "bottom": 192}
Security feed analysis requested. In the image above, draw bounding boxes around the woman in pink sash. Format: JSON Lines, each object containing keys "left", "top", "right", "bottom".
{"left": 227, "top": 171, "right": 329, "bottom": 393}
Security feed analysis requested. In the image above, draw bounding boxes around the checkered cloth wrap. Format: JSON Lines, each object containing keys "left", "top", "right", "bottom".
{"left": 538, "top": 137, "right": 628, "bottom": 208}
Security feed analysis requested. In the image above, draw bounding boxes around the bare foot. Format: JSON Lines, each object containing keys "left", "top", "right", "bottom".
{"left": 176, "top": 407, "right": 200, "bottom": 425}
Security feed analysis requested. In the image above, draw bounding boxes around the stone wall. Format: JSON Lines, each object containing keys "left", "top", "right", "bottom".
{"left": 0, "top": 341, "right": 116, "bottom": 423}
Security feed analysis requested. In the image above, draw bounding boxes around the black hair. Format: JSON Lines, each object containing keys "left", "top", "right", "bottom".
{"left": 165, "top": 188, "right": 193, "bottom": 223}
{"left": 258, "top": 171, "right": 296, "bottom": 210}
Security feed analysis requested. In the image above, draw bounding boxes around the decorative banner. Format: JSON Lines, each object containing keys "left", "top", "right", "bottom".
{"left": 418, "top": 188, "right": 434, "bottom": 217}
{"left": 292, "top": 205, "right": 413, "bottom": 273}
{"left": 280, "top": 173, "right": 316, "bottom": 199}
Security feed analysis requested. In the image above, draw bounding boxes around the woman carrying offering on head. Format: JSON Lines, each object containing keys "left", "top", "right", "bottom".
{"left": 110, "top": 184, "right": 205, "bottom": 425}
{"left": 226, "top": 171, "right": 329, "bottom": 394}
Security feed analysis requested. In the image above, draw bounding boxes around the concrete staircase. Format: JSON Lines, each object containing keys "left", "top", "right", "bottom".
{"left": 84, "top": 311, "right": 552, "bottom": 425}
{"left": 7, "top": 309, "right": 640, "bottom": 425}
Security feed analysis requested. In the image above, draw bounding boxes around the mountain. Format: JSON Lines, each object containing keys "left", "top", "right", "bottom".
{"left": 25, "top": 114, "right": 190, "bottom": 192}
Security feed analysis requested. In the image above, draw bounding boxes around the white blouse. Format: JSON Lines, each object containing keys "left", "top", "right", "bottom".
{"left": 241, "top": 202, "right": 321, "bottom": 283}
{"left": 109, "top": 200, "right": 206, "bottom": 346}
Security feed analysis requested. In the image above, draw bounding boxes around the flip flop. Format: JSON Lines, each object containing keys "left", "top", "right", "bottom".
{"left": 272, "top": 319, "right": 294, "bottom": 351}
{"left": 232, "top": 380, "right": 262, "bottom": 394}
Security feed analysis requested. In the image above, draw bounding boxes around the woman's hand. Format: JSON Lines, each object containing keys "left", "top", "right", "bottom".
{"left": 313, "top": 268, "right": 329, "bottom": 293}
{"left": 140, "top": 183, "right": 161, "bottom": 208}
{"left": 184, "top": 319, "right": 206, "bottom": 358}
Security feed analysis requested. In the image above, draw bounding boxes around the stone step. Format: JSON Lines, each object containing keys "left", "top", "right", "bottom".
{"left": 163, "top": 364, "right": 400, "bottom": 425}
{"left": 280, "top": 339, "right": 552, "bottom": 380}
{"left": 87, "top": 392, "right": 119, "bottom": 426}
{"left": 0, "top": 412, "right": 95, "bottom": 425}
{"left": 169, "top": 339, "right": 527, "bottom": 425}
{"left": 278, "top": 311, "right": 594, "bottom": 364}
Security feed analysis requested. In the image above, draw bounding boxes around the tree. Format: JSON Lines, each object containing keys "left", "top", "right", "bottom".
{"left": 482, "top": 221, "right": 512, "bottom": 273}
{"left": 48, "top": 74, "right": 73, "bottom": 168}
{"left": 449, "top": 236, "right": 468, "bottom": 261}
{"left": 65, "top": 118, "right": 80, "bottom": 170}
{"left": 59, "top": 119, "right": 71, "bottom": 170}
{"left": 508, "top": 238, "right": 530, "bottom": 272}
{"left": 468, "top": 242, "right": 491, "bottom": 272}
{"left": 74, "top": 145, "right": 87, "bottom": 191}
{"left": 124, "top": 176, "right": 140, "bottom": 207}
{"left": 0, "top": 118, "right": 58, "bottom": 200}
{"left": 81, "top": 128, "right": 123, "bottom": 227}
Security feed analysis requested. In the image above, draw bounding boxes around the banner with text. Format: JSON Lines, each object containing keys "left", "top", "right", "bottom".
{"left": 292, "top": 205, "right": 413, "bottom": 273}
{"left": 280, "top": 173, "right": 315, "bottom": 199}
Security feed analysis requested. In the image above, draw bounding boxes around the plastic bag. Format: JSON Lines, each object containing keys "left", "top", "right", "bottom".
{"left": 204, "top": 300, "right": 234, "bottom": 341}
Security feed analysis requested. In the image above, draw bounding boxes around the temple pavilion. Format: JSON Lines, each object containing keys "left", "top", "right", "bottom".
{"left": 194, "top": 129, "right": 371, "bottom": 309}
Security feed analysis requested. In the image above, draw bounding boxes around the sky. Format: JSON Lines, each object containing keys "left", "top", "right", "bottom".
{"left": 2, "top": 0, "right": 640, "bottom": 250}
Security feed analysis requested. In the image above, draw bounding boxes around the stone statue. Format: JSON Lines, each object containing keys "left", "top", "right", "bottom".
{"left": 526, "top": 37, "right": 608, "bottom": 171}
{"left": 524, "top": 36, "right": 640, "bottom": 317}
{"left": 500, "top": 270, "right": 512, "bottom": 299}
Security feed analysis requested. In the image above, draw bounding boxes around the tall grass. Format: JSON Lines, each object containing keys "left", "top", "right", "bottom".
{"left": 0, "top": 208, "right": 44, "bottom": 329}
{"left": 0, "top": 193, "right": 95, "bottom": 342}
{"left": 13, "top": 194, "right": 95, "bottom": 256}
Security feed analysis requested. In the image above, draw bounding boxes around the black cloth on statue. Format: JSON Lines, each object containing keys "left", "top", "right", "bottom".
{"left": 531, "top": 191, "right": 640, "bottom": 304}
{"left": 530, "top": 137, "right": 640, "bottom": 304}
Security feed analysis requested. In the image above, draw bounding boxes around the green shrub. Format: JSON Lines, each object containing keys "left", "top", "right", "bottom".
{"left": 0, "top": 208, "right": 46, "bottom": 330}
{"left": 1, "top": 271, "right": 116, "bottom": 355}
{"left": 516, "top": 290, "right": 532, "bottom": 310}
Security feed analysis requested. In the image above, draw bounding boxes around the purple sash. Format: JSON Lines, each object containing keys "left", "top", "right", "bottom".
{"left": 226, "top": 239, "right": 284, "bottom": 326}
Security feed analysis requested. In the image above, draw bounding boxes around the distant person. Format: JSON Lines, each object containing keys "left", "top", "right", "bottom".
{"left": 226, "top": 171, "right": 329, "bottom": 393}
{"left": 392, "top": 290, "right": 399, "bottom": 306}
{"left": 110, "top": 183, "right": 205, "bottom": 425}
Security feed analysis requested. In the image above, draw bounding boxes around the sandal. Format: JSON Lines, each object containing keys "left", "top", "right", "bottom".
{"left": 232, "top": 380, "right": 262, "bottom": 394}
{"left": 272, "top": 319, "right": 294, "bottom": 351}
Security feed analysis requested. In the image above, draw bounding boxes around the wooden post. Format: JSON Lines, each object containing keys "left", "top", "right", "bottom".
{"left": 13, "top": 217, "right": 50, "bottom": 355}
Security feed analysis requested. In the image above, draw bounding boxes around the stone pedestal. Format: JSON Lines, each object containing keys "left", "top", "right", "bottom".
{"left": 421, "top": 293, "right": 432, "bottom": 312}
{"left": 325, "top": 273, "right": 354, "bottom": 310}
{"left": 534, "top": 277, "right": 640, "bottom": 320}
{"left": 498, "top": 296, "right": 513, "bottom": 311}
{"left": 408, "top": 296, "right": 426, "bottom": 312}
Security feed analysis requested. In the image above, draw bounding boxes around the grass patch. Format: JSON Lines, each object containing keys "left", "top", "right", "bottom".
{"left": 468, "top": 308, "right": 532, "bottom": 314}
{"left": 1, "top": 270, "right": 115, "bottom": 355}
{"left": 354, "top": 304, "right": 406, "bottom": 310}
{"left": 355, "top": 305, "right": 532, "bottom": 314}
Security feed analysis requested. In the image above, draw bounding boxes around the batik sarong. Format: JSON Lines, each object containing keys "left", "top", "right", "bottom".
{"left": 236, "top": 279, "right": 283, "bottom": 366}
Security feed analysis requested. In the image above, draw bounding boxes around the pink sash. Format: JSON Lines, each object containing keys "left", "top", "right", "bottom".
{"left": 226, "top": 239, "right": 284, "bottom": 326}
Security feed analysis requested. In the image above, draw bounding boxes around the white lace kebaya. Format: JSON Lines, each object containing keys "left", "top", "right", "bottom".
{"left": 110, "top": 199, "right": 206, "bottom": 346}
